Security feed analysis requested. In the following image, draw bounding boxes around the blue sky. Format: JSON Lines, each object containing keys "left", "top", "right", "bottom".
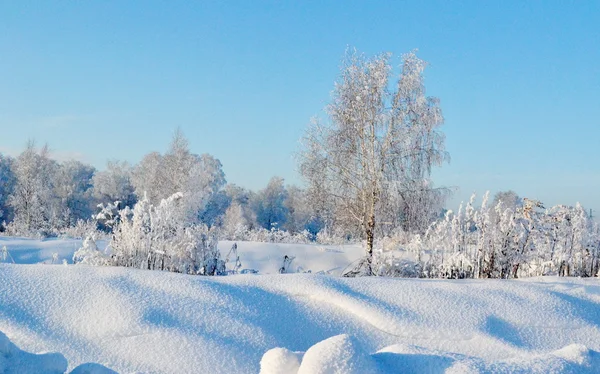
{"left": 0, "top": 1, "right": 598, "bottom": 214}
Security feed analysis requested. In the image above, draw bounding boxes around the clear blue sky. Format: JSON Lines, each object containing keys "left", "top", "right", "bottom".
{"left": 0, "top": 1, "right": 598, "bottom": 215}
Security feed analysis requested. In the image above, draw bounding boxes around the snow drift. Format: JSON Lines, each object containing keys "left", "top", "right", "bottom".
{"left": 2, "top": 262, "right": 600, "bottom": 373}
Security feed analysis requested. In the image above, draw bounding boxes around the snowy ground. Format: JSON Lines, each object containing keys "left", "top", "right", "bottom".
{"left": 1, "top": 237, "right": 600, "bottom": 373}
{"left": 0, "top": 236, "right": 95, "bottom": 265}
{"left": 0, "top": 236, "right": 363, "bottom": 276}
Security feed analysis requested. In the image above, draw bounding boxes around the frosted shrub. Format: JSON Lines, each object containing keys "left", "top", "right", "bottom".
{"left": 405, "top": 192, "right": 600, "bottom": 279}
{"left": 109, "top": 193, "right": 223, "bottom": 275}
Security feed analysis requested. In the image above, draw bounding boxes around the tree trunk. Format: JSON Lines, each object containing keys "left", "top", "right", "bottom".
{"left": 365, "top": 213, "right": 375, "bottom": 276}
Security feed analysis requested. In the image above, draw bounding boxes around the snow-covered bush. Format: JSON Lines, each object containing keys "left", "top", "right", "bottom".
{"left": 73, "top": 235, "right": 110, "bottom": 266}
{"left": 94, "top": 201, "right": 123, "bottom": 232}
{"left": 109, "top": 192, "right": 224, "bottom": 275}
{"left": 399, "top": 192, "right": 600, "bottom": 279}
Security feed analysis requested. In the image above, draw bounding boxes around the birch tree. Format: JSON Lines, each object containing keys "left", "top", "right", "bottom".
{"left": 299, "top": 49, "right": 447, "bottom": 275}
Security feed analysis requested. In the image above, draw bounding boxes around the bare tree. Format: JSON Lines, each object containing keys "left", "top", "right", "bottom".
{"left": 299, "top": 49, "right": 448, "bottom": 275}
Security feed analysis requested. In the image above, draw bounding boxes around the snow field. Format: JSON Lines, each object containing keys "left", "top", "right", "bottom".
{"left": 1, "top": 261, "right": 600, "bottom": 373}
{"left": 0, "top": 236, "right": 363, "bottom": 276}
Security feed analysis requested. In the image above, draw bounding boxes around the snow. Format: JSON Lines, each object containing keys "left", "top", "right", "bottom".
{"left": 259, "top": 347, "right": 302, "bottom": 374}
{"left": 0, "top": 329, "right": 67, "bottom": 374}
{"left": 218, "top": 240, "right": 364, "bottom": 275}
{"left": 296, "top": 334, "right": 377, "bottom": 374}
{"left": 0, "top": 236, "right": 362, "bottom": 275}
{"left": 1, "top": 238, "right": 600, "bottom": 372}
{"left": 0, "top": 237, "right": 107, "bottom": 265}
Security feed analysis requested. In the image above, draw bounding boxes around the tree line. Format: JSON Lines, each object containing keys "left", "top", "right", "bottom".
{"left": 0, "top": 133, "right": 325, "bottom": 240}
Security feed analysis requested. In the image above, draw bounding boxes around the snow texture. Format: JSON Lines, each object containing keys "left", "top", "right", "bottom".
{"left": 1, "top": 238, "right": 600, "bottom": 373}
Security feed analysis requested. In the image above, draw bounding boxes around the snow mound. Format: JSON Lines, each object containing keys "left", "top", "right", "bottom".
{"left": 265, "top": 338, "right": 600, "bottom": 374}
{"left": 0, "top": 330, "right": 67, "bottom": 374}
{"left": 297, "top": 334, "right": 377, "bottom": 374}
{"left": 0, "top": 330, "right": 117, "bottom": 374}
{"left": 259, "top": 347, "right": 303, "bottom": 374}
{"left": 69, "top": 362, "right": 118, "bottom": 374}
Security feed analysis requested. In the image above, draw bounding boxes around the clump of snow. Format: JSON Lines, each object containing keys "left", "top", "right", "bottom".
{"left": 297, "top": 334, "right": 377, "bottom": 374}
{"left": 259, "top": 347, "right": 303, "bottom": 374}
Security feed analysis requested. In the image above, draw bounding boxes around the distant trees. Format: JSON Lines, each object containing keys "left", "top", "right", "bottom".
{"left": 299, "top": 50, "right": 448, "bottom": 275}
{"left": 0, "top": 133, "right": 326, "bottom": 241}
{"left": 131, "top": 129, "right": 226, "bottom": 225}
{"left": 0, "top": 154, "right": 16, "bottom": 227}
{"left": 284, "top": 186, "right": 312, "bottom": 235}
{"left": 52, "top": 160, "right": 96, "bottom": 227}
{"left": 253, "top": 176, "right": 289, "bottom": 230}
{"left": 92, "top": 160, "right": 137, "bottom": 209}
{"left": 4, "top": 143, "right": 98, "bottom": 236}
{"left": 7, "top": 142, "right": 57, "bottom": 236}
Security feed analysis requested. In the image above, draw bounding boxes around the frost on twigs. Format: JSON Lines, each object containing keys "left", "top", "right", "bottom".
{"left": 224, "top": 242, "right": 242, "bottom": 274}
{"left": 279, "top": 255, "right": 296, "bottom": 274}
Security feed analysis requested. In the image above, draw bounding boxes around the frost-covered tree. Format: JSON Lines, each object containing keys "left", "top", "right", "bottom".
{"left": 7, "top": 142, "right": 57, "bottom": 236}
{"left": 0, "top": 154, "right": 16, "bottom": 226}
{"left": 131, "top": 129, "right": 226, "bottom": 224}
{"left": 299, "top": 49, "right": 447, "bottom": 275}
{"left": 283, "top": 185, "right": 311, "bottom": 234}
{"left": 492, "top": 190, "right": 522, "bottom": 210}
{"left": 219, "top": 184, "right": 256, "bottom": 239}
{"left": 222, "top": 202, "right": 249, "bottom": 240}
{"left": 52, "top": 160, "right": 96, "bottom": 227}
{"left": 489, "top": 190, "right": 522, "bottom": 223}
{"left": 131, "top": 151, "right": 163, "bottom": 203}
{"left": 199, "top": 190, "right": 231, "bottom": 228}
{"left": 92, "top": 160, "right": 137, "bottom": 208}
{"left": 253, "top": 176, "right": 289, "bottom": 230}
